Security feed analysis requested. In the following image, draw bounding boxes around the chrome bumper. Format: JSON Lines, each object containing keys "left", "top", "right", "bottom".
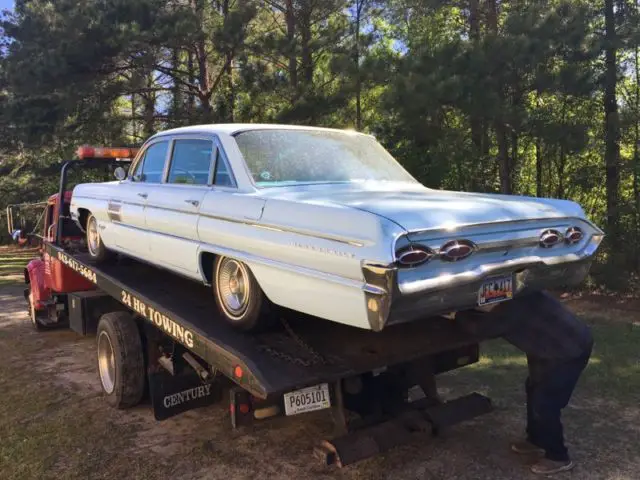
{"left": 362, "top": 234, "right": 602, "bottom": 332}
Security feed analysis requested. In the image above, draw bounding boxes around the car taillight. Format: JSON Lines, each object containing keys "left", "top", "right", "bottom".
{"left": 539, "top": 229, "right": 563, "bottom": 248}
{"left": 396, "top": 245, "right": 434, "bottom": 268}
{"left": 565, "top": 226, "right": 584, "bottom": 244}
{"left": 439, "top": 239, "right": 476, "bottom": 262}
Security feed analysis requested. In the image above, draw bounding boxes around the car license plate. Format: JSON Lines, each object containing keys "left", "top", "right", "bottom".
{"left": 478, "top": 275, "right": 513, "bottom": 306}
{"left": 283, "top": 383, "right": 331, "bottom": 416}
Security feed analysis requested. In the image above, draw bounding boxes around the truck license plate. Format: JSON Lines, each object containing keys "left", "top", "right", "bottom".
{"left": 478, "top": 275, "right": 513, "bottom": 306}
{"left": 283, "top": 383, "right": 331, "bottom": 416}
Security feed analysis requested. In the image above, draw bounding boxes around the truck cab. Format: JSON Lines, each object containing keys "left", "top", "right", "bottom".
{"left": 22, "top": 148, "right": 136, "bottom": 328}
{"left": 24, "top": 191, "right": 96, "bottom": 328}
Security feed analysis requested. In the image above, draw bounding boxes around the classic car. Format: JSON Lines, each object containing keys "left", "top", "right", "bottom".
{"left": 70, "top": 124, "right": 604, "bottom": 332}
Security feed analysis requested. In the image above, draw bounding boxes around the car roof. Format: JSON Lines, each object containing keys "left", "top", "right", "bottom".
{"left": 150, "top": 123, "right": 370, "bottom": 139}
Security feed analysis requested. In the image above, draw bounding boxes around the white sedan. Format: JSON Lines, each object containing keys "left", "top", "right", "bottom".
{"left": 70, "top": 124, "right": 603, "bottom": 332}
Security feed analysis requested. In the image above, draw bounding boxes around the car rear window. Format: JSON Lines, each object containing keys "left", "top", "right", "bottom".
{"left": 234, "top": 129, "right": 416, "bottom": 188}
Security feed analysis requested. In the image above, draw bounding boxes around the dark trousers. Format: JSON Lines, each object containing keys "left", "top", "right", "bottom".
{"left": 525, "top": 346, "right": 592, "bottom": 461}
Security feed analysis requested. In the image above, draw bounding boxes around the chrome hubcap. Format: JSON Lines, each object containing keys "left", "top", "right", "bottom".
{"left": 218, "top": 259, "right": 250, "bottom": 318}
{"left": 87, "top": 217, "right": 99, "bottom": 255}
{"left": 97, "top": 331, "right": 116, "bottom": 394}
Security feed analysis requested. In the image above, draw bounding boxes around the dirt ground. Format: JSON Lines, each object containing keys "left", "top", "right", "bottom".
{"left": 0, "top": 278, "right": 639, "bottom": 480}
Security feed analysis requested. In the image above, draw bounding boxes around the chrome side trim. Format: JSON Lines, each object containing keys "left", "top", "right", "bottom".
{"left": 198, "top": 242, "right": 371, "bottom": 292}
{"left": 107, "top": 220, "right": 370, "bottom": 291}
{"left": 398, "top": 234, "right": 604, "bottom": 296}
{"left": 198, "top": 212, "right": 367, "bottom": 247}
{"left": 71, "top": 195, "right": 367, "bottom": 247}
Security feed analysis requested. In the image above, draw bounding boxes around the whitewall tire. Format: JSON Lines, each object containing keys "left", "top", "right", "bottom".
{"left": 86, "top": 213, "right": 114, "bottom": 263}
{"left": 212, "top": 256, "right": 272, "bottom": 332}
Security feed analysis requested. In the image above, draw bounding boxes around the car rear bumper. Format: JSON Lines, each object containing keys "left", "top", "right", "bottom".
{"left": 362, "top": 234, "right": 601, "bottom": 331}
{"left": 386, "top": 257, "right": 593, "bottom": 326}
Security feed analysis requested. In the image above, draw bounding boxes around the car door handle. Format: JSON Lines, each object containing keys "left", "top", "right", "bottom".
{"left": 137, "top": 192, "right": 148, "bottom": 199}
{"left": 185, "top": 199, "right": 200, "bottom": 207}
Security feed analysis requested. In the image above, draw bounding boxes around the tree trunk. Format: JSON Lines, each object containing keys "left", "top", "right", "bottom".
{"left": 469, "top": 0, "right": 482, "bottom": 190}
{"left": 171, "top": 48, "right": 182, "bottom": 127}
{"left": 634, "top": 7, "right": 640, "bottom": 270}
{"left": 557, "top": 145, "right": 566, "bottom": 198}
{"left": 187, "top": 51, "right": 196, "bottom": 116}
{"left": 604, "top": 0, "right": 621, "bottom": 242}
{"left": 299, "top": 3, "right": 313, "bottom": 85}
{"left": 535, "top": 91, "right": 542, "bottom": 197}
{"left": 192, "top": 0, "right": 212, "bottom": 119}
{"left": 511, "top": 130, "right": 518, "bottom": 193}
{"left": 354, "top": 0, "right": 365, "bottom": 130}
{"left": 131, "top": 93, "right": 138, "bottom": 140}
{"left": 536, "top": 137, "right": 543, "bottom": 197}
{"left": 142, "top": 76, "right": 156, "bottom": 138}
{"left": 285, "top": 0, "right": 297, "bottom": 89}
{"left": 223, "top": 0, "right": 234, "bottom": 122}
{"left": 486, "top": 0, "right": 511, "bottom": 194}
{"left": 496, "top": 125, "right": 510, "bottom": 193}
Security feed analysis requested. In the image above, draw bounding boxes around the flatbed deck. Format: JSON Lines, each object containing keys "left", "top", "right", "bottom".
{"left": 46, "top": 242, "right": 497, "bottom": 399}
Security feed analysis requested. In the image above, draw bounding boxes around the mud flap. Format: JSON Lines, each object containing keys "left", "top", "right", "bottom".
{"left": 149, "top": 369, "right": 223, "bottom": 421}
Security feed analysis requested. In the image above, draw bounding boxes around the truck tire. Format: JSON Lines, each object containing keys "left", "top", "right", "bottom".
{"left": 86, "top": 213, "right": 115, "bottom": 263}
{"left": 96, "top": 312, "right": 145, "bottom": 409}
{"left": 26, "top": 287, "right": 46, "bottom": 332}
{"left": 212, "top": 256, "right": 273, "bottom": 332}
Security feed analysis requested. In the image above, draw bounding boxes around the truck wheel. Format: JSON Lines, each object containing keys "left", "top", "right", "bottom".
{"left": 212, "top": 256, "right": 272, "bottom": 332}
{"left": 27, "top": 287, "right": 46, "bottom": 331}
{"left": 96, "top": 312, "right": 145, "bottom": 409}
{"left": 86, "top": 213, "right": 114, "bottom": 263}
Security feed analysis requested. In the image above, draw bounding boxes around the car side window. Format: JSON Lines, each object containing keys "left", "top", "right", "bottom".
{"left": 167, "top": 139, "right": 213, "bottom": 185}
{"left": 213, "top": 147, "right": 235, "bottom": 187}
{"left": 133, "top": 141, "right": 169, "bottom": 183}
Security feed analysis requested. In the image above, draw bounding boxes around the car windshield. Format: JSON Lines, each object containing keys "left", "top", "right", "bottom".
{"left": 233, "top": 129, "right": 417, "bottom": 187}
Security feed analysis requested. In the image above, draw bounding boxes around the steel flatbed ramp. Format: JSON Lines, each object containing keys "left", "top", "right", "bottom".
{"left": 45, "top": 242, "right": 491, "bottom": 399}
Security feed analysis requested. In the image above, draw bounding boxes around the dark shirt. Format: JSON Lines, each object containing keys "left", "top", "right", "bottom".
{"left": 491, "top": 291, "right": 593, "bottom": 360}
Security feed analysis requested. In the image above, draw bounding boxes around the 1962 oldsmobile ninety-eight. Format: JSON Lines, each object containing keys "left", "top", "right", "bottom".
{"left": 70, "top": 124, "right": 604, "bottom": 332}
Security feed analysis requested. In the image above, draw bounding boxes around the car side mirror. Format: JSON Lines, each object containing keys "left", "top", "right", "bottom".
{"left": 114, "top": 166, "right": 127, "bottom": 181}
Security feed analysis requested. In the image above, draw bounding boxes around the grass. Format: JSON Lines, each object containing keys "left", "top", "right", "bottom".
{"left": 0, "top": 245, "right": 34, "bottom": 279}
{"left": 0, "top": 276, "right": 23, "bottom": 287}
{"left": 442, "top": 311, "right": 640, "bottom": 401}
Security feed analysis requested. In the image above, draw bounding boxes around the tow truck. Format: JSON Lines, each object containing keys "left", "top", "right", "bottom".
{"left": 17, "top": 146, "right": 506, "bottom": 467}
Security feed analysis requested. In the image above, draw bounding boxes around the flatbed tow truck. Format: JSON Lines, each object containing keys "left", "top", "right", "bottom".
{"left": 19, "top": 151, "right": 505, "bottom": 467}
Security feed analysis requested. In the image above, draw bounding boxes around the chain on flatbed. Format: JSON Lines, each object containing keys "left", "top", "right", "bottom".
{"left": 257, "top": 317, "right": 332, "bottom": 368}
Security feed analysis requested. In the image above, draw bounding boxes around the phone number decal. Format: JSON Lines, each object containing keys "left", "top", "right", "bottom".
{"left": 57, "top": 252, "right": 98, "bottom": 284}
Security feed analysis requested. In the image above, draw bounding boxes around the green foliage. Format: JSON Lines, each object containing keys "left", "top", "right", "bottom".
{"left": 1, "top": 0, "right": 640, "bottom": 291}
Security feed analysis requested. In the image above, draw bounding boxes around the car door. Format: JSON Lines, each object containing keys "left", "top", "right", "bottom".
{"left": 145, "top": 137, "right": 215, "bottom": 276}
{"left": 112, "top": 140, "right": 170, "bottom": 258}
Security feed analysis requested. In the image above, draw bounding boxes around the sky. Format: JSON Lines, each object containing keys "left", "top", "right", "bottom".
{"left": 0, "top": 0, "right": 13, "bottom": 12}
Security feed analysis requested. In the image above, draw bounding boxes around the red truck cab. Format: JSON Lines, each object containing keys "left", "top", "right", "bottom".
{"left": 25, "top": 192, "right": 96, "bottom": 326}
{"left": 22, "top": 147, "right": 136, "bottom": 328}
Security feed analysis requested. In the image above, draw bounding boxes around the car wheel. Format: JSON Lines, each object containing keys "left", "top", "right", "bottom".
{"left": 86, "top": 213, "right": 114, "bottom": 263}
{"left": 213, "top": 256, "right": 272, "bottom": 332}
